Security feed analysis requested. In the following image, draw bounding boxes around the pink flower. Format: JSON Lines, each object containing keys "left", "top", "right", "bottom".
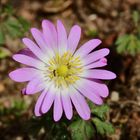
{"left": 9, "top": 20, "right": 116, "bottom": 121}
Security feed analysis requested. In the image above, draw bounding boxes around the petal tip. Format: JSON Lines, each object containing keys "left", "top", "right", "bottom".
{"left": 104, "top": 48, "right": 110, "bottom": 55}
{"left": 94, "top": 39, "right": 102, "bottom": 44}
{"left": 12, "top": 55, "right": 17, "bottom": 61}
{"left": 82, "top": 114, "right": 91, "bottom": 120}
{"left": 42, "top": 19, "right": 47, "bottom": 27}
{"left": 66, "top": 114, "right": 73, "bottom": 120}
{"left": 9, "top": 71, "right": 14, "bottom": 81}
{"left": 34, "top": 109, "right": 42, "bottom": 117}
{"left": 53, "top": 117, "right": 61, "bottom": 122}
{"left": 96, "top": 100, "right": 103, "bottom": 105}
{"left": 22, "top": 38, "right": 28, "bottom": 43}
{"left": 30, "top": 28, "right": 37, "bottom": 34}
{"left": 112, "top": 73, "right": 117, "bottom": 79}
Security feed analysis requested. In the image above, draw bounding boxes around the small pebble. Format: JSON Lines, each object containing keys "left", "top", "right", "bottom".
{"left": 111, "top": 91, "right": 119, "bottom": 102}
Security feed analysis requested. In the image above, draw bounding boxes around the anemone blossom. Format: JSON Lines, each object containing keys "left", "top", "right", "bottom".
{"left": 9, "top": 20, "right": 116, "bottom": 121}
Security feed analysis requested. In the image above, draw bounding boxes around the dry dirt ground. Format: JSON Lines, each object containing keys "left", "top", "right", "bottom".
{"left": 0, "top": 0, "right": 140, "bottom": 140}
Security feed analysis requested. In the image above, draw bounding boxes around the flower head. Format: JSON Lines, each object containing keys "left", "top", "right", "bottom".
{"left": 9, "top": 20, "right": 116, "bottom": 121}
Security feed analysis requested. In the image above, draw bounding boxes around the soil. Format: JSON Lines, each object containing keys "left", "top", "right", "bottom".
{"left": 0, "top": 0, "right": 140, "bottom": 140}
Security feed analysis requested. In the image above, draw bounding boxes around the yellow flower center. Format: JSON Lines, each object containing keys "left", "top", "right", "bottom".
{"left": 47, "top": 52, "right": 83, "bottom": 88}
{"left": 57, "top": 65, "right": 68, "bottom": 77}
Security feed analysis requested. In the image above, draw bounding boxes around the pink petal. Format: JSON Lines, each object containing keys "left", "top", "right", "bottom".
{"left": 74, "top": 80, "right": 103, "bottom": 104}
{"left": 74, "top": 39, "right": 101, "bottom": 58}
{"left": 22, "top": 38, "right": 50, "bottom": 63}
{"left": 89, "top": 79, "right": 109, "bottom": 98}
{"left": 77, "top": 78, "right": 109, "bottom": 98}
{"left": 34, "top": 89, "right": 47, "bottom": 116}
{"left": 53, "top": 91, "right": 63, "bottom": 121}
{"left": 18, "top": 48, "right": 37, "bottom": 58}
{"left": 31, "top": 28, "right": 54, "bottom": 57}
{"left": 61, "top": 89, "right": 73, "bottom": 120}
{"left": 41, "top": 86, "right": 56, "bottom": 114}
{"left": 42, "top": 20, "right": 57, "bottom": 50}
{"left": 84, "top": 58, "right": 107, "bottom": 69}
{"left": 21, "top": 88, "right": 26, "bottom": 95}
{"left": 31, "top": 28, "right": 47, "bottom": 51}
{"left": 68, "top": 25, "right": 81, "bottom": 54}
{"left": 83, "top": 48, "right": 110, "bottom": 65}
{"left": 80, "top": 69, "right": 116, "bottom": 80}
{"left": 13, "top": 54, "right": 46, "bottom": 70}
{"left": 9, "top": 68, "right": 39, "bottom": 82}
{"left": 26, "top": 77, "right": 45, "bottom": 94}
{"left": 57, "top": 20, "right": 67, "bottom": 55}
{"left": 69, "top": 86, "right": 90, "bottom": 120}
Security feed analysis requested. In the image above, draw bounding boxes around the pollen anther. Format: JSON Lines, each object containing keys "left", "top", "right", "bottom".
{"left": 48, "top": 52, "right": 82, "bottom": 88}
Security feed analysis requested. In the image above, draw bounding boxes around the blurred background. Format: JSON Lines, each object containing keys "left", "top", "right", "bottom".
{"left": 0, "top": 0, "right": 140, "bottom": 140}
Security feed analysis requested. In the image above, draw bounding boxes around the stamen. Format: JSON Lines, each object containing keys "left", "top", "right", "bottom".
{"left": 48, "top": 52, "right": 83, "bottom": 88}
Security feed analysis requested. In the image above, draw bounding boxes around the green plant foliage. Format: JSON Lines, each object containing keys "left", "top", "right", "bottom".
{"left": 0, "top": 47, "right": 11, "bottom": 59}
{"left": 91, "top": 104, "right": 109, "bottom": 120}
{"left": 0, "top": 4, "right": 30, "bottom": 46}
{"left": 25, "top": 114, "right": 71, "bottom": 140}
{"left": 69, "top": 120, "right": 94, "bottom": 140}
{"left": 92, "top": 118, "right": 115, "bottom": 135}
{"left": 86, "top": 29, "right": 98, "bottom": 37}
{"left": 0, "top": 30, "right": 5, "bottom": 45}
{"left": 132, "top": 10, "right": 139, "bottom": 27}
{"left": 4, "top": 17, "right": 30, "bottom": 38}
{"left": 0, "top": 4, "right": 30, "bottom": 59}
{"left": 116, "top": 10, "right": 140, "bottom": 56}
{"left": 2, "top": 5, "right": 14, "bottom": 15}
{"left": 115, "top": 34, "right": 140, "bottom": 56}
{"left": 0, "top": 99, "right": 27, "bottom": 116}
{"left": 24, "top": 104, "right": 114, "bottom": 140}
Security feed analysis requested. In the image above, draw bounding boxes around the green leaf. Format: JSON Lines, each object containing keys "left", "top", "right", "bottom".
{"left": 132, "top": 10, "right": 139, "bottom": 26}
{"left": 115, "top": 34, "right": 140, "bottom": 55}
{"left": 90, "top": 104, "right": 109, "bottom": 120}
{"left": 86, "top": 29, "right": 98, "bottom": 37}
{"left": 115, "top": 34, "right": 129, "bottom": 45}
{"left": 127, "top": 35, "right": 137, "bottom": 55}
{"left": 0, "top": 47, "right": 11, "bottom": 59}
{"left": 0, "top": 30, "right": 5, "bottom": 45}
{"left": 116, "top": 36, "right": 130, "bottom": 54}
{"left": 4, "top": 19, "right": 20, "bottom": 38}
{"left": 136, "top": 40, "right": 140, "bottom": 52}
{"left": 92, "top": 118, "right": 115, "bottom": 135}
{"left": 4, "top": 16, "right": 29, "bottom": 39}
{"left": 18, "top": 17, "right": 30, "bottom": 32}
{"left": 69, "top": 120, "right": 94, "bottom": 140}
{"left": 4, "top": 5, "right": 14, "bottom": 15}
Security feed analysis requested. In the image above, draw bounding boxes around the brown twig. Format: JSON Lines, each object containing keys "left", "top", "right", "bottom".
{"left": 42, "top": 0, "right": 72, "bottom": 14}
